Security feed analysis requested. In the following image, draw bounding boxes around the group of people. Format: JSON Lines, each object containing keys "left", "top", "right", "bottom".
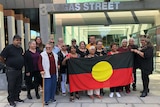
{"left": 0, "top": 34, "right": 154, "bottom": 107}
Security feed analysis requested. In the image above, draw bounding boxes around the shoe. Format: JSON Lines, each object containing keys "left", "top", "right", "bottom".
{"left": 70, "top": 96, "right": 74, "bottom": 102}
{"left": 51, "top": 99, "right": 56, "bottom": 103}
{"left": 36, "top": 94, "right": 40, "bottom": 99}
{"left": 62, "top": 93, "right": 66, "bottom": 96}
{"left": 126, "top": 90, "right": 131, "bottom": 94}
{"left": 95, "top": 95, "right": 102, "bottom": 99}
{"left": 15, "top": 98, "right": 24, "bottom": 103}
{"left": 75, "top": 94, "right": 80, "bottom": 99}
{"left": 44, "top": 102, "right": 49, "bottom": 105}
{"left": 89, "top": 95, "right": 94, "bottom": 99}
{"left": 133, "top": 87, "right": 137, "bottom": 91}
{"left": 140, "top": 92, "right": 147, "bottom": 97}
{"left": 140, "top": 89, "right": 149, "bottom": 93}
{"left": 115, "top": 92, "right": 121, "bottom": 98}
{"left": 109, "top": 92, "right": 114, "bottom": 98}
{"left": 27, "top": 94, "right": 32, "bottom": 99}
{"left": 9, "top": 102, "right": 16, "bottom": 107}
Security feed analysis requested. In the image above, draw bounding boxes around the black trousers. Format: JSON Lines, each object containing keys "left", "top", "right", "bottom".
{"left": 25, "top": 71, "right": 41, "bottom": 95}
{"left": 110, "top": 87, "right": 119, "bottom": 92}
{"left": 141, "top": 71, "right": 149, "bottom": 93}
{"left": 6, "top": 69, "right": 22, "bottom": 103}
{"left": 132, "top": 68, "right": 137, "bottom": 88}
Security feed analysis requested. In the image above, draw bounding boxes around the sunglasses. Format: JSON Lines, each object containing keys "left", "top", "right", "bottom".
{"left": 50, "top": 42, "right": 55, "bottom": 43}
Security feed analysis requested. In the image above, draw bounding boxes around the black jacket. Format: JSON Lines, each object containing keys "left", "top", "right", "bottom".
{"left": 139, "top": 46, "right": 154, "bottom": 75}
{"left": 57, "top": 51, "right": 67, "bottom": 74}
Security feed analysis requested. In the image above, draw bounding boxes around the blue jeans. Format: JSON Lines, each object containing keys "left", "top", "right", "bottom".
{"left": 44, "top": 74, "right": 57, "bottom": 102}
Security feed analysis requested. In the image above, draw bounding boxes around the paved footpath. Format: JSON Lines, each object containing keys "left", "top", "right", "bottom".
{"left": 0, "top": 71, "right": 160, "bottom": 107}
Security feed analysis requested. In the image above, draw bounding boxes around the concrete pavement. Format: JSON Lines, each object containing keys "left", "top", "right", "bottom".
{"left": 0, "top": 70, "right": 160, "bottom": 107}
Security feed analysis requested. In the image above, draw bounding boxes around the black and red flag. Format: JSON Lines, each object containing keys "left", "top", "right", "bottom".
{"left": 68, "top": 52, "right": 133, "bottom": 92}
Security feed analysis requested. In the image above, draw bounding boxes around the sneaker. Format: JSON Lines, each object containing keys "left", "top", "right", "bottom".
{"left": 115, "top": 92, "right": 121, "bottom": 98}
{"left": 109, "top": 92, "right": 114, "bottom": 98}
{"left": 44, "top": 102, "right": 49, "bottom": 105}
{"left": 62, "top": 93, "right": 66, "bottom": 96}
{"left": 15, "top": 98, "right": 24, "bottom": 103}
{"left": 9, "top": 102, "right": 16, "bottom": 107}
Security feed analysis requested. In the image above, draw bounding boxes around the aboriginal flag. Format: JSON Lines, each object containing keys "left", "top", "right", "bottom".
{"left": 68, "top": 52, "right": 133, "bottom": 92}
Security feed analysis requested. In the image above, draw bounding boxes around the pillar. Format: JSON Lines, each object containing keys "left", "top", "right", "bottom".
{"left": 154, "top": 14, "right": 160, "bottom": 26}
{"left": 24, "top": 18, "right": 30, "bottom": 50}
{"left": 55, "top": 19, "right": 63, "bottom": 44}
{"left": 39, "top": 4, "right": 51, "bottom": 44}
{"left": 4, "top": 10, "right": 15, "bottom": 45}
{"left": 15, "top": 14, "right": 24, "bottom": 50}
{"left": 0, "top": 4, "right": 5, "bottom": 51}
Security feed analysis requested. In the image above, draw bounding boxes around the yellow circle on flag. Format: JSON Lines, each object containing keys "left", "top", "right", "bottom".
{"left": 92, "top": 61, "right": 113, "bottom": 82}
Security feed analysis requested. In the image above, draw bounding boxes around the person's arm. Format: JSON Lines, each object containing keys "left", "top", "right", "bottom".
{"left": 24, "top": 51, "right": 30, "bottom": 76}
{"left": 0, "top": 56, "right": 5, "bottom": 63}
{"left": 131, "top": 49, "right": 144, "bottom": 58}
{"left": 62, "top": 56, "right": 70, "bottom": 65}
{"left": 38, "top": 55, "right": 45, "bottom": 76}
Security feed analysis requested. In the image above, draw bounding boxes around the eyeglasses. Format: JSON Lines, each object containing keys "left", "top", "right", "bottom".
{"left": 46, "top": 47, "right": 52, "bottom": 49}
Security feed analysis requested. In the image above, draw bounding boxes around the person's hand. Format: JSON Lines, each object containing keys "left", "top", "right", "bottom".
{"left": 26, "top": 72, "right": 30, "bottom": 76}
{"left": 40, "top": 71, "right": 45, "bottom": 77}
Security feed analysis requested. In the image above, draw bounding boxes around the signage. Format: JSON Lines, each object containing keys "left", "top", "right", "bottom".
{"left": 64, "top": 2, "right": 120, "bottom": 11}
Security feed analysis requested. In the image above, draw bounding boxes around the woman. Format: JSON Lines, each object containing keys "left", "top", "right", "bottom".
{"left": 62, "top": 46, "right": 80, "bottom": 101}
{"left": 35, "top": 36, "right": 45, "bottom": 53}
{"left": 95, "top": 40, "right": 106, "bottom": 56}
{"left": 57, "top": 43, "right": 68, "bottom": 96}
{"left": 107, "top": 43, "right": 121, "bottom": 98}
{"left": 118, "top": 39, "right": 130, "bottom": 93}
{"left": 86, "top": 46, "right": 102, "bottom": 99}
{"left": 77, "top": 41, "right": 89, "bottom": 57}
{"left": 24, "top": 40, "right": 41, "bottom": 99}
{"left": 95, "top": 40, "right": 106, "bottom": 95}
{"left": 131, "top": 36, "right": 153, "bottom": 97}
{"left": 38, "top": 43, "right": 59, "bottom": 105}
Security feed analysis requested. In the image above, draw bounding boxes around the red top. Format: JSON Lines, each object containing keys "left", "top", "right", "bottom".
{"left": 38, "top": 53, "right": 56, "bottom": 75}
{"left": 117, "top": 47, "right": 129, "bottom": 53}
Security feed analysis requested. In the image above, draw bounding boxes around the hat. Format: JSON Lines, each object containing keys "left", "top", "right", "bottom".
{"left": 13, "top": 35, "right": 21, "bottom": 40}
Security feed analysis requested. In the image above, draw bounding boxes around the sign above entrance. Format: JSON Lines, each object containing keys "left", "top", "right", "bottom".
{"left": 64, "top": 2, "right": 120, "bottom": 11}
{"left": 40, "top": 2, "right": 120, "bottom": 14}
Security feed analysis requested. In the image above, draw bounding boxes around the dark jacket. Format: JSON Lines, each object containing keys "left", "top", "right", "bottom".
{"left": 24, "top": 49, "right": 40, "bottom": 73}
{"left": 57, "top": 51, "right": 67, "bottom": 74}
{"left": 128, "top": 44, "right": 140, "bottom": 69}
{"left": 139, "top": 46, "right": 154, "bottom": 75}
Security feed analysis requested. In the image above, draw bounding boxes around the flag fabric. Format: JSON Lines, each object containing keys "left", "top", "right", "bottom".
{"left": 68, "top": 52, "right": 133, "bottom": 92}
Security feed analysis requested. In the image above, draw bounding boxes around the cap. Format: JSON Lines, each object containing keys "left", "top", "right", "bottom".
{"left": 13, "top": 35, "right": 21, "bottom": 40}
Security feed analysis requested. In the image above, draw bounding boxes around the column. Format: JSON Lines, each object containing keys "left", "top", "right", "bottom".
{"left": 24, "top": 18, "right": 31, "bottom": 50}
{"left": 154, "top": 14, "right": 160, "bottom": 26}
{"left": 0, "top": 4, "right": 5, "bottom": 51}
{"left": 15, "top": 14, "right": 24, "bottom": 50}
{"left": 4, "top": 10, "right": 15, "bottom": 45}
{"left": 55, "top": 19, "right": 63, "bottom": 44}
{"left": 39, "top": 4, "right": 51, "bottom": 44}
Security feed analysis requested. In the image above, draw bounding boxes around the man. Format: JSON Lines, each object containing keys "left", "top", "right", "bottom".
{"left": 0, "top": 35, "right": 24, "bottom": 107}
{"left": 71, "top": 39, "right": 78, "bottom": 49}
{"left": 43, "top": 38, "right": 60, "bottom": 54}
{"left": 57, "top": 38, "right": 64, "bottom": 50}
{"left": 86, "top": 36, "right": 96, "bottom": 50}
{"left": 128, "top": 38, "right": 139, "bottom": 91}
